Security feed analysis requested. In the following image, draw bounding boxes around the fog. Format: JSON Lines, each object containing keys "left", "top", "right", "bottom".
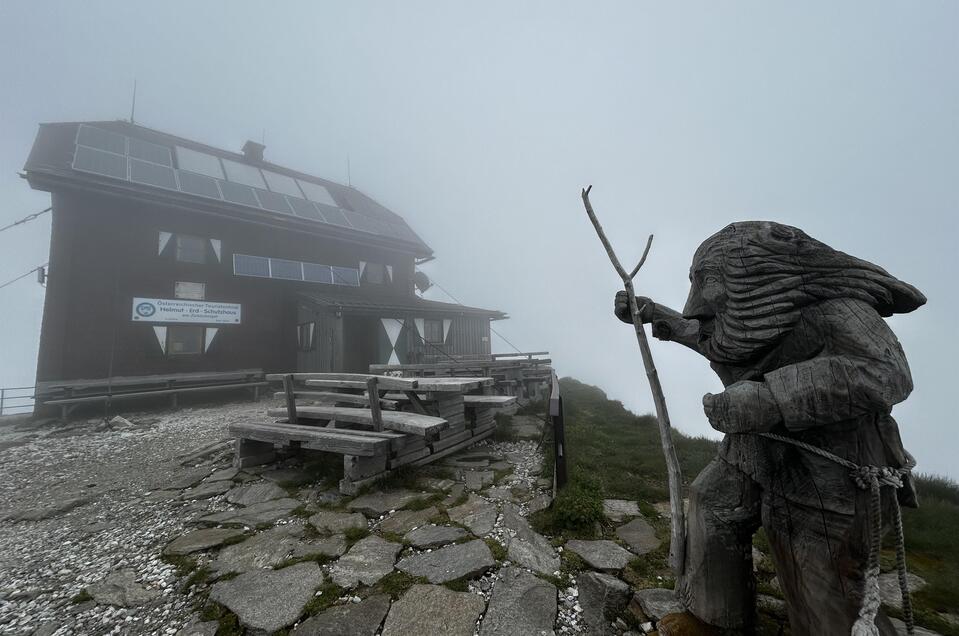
{"left": 1, "top": 2, "right": 956, "bottom": 477}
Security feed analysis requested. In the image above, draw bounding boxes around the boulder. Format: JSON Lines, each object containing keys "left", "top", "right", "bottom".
{"left": 348, "top": 490, "right": 421, "bottom": 517}
{"left": 329, "top": 536, "right": 401, "bottom": 587}
{"left": 382, "top": 584, "right": 485, "bottom": 636}
{"left": 564, "top": 539, "right": 633, "bottom": 572}
{"left": 579, "top": 571, "right": 630, "bottom": 635}
{"left": 226, "top": 481, "right": 289, "bottom": 506}
{"left": 405, "top": 525, "right": 469, "bottom": 549}
{"left": 615, "top": 517, "right": 661, "bottom": 555}
{"left": 308, "top": 511, "right": 367, "bottom": 534}
{"left": 209, "top": 562, "right": 324, "bottom": 633}
{"left": 163, "top": 528, "right": 246, "bottom": 556}
{"left": 396, "top": 539, "right": 494, "bottom": 583}
{"left": 292, "top": 594, "right": 391, "bottom": 635}
{"left": 479, "top": 567, "right": 556, "bottom": 635}
{"left": 447, "top": 494, "right": 497, "bottom": 536}
{"left": 379, "top": 507, "right": 438, "bottom": 534}
{"left": 86, "top": 569, "right": 159, "bottom": 607}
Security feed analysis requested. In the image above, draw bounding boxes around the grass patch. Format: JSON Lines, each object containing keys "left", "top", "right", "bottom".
{"left": 161, "top": 554, "right": 198, "bottom": 578}
{"left": 406, "top": 493, "right": 443, "bottom": 511}
{"left": 197, "top": 601, "right": 241, "bottom": 636}
{"left": 529, "top": 472, "right": 604, "bottom": 538}
{"left": 290, "top": 504, "right": 313, "bottom": 519}
{"left": 70, "top": 589, "right": 93, "bottom": 604}
{"left": 484, "top": 538, "right": 508, "bottom": 561}
{"left": 344, "top": 526, "right": 370, "bottom": 544}
{"left": 378, "top": 530, "right": 407, "bottom": 544}
{"left": 373, "top": 571, "right": 428, "bottom": 599}
{"left": 303, "top": 581, "right": 345, "bottom": 616}
{"left": 183, "top": 565, "right": 212, "bottom": 590}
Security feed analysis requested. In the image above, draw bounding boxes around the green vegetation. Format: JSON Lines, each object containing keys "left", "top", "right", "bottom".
{"left": 197, "top": 601, "right": 241, "bottom": 636}
{"left": 373, "top": 571, "right": 428, "bottom": 599}
{"left": 553, "top": 377, "right": 959, "bottom": 633}
{"left": 344, "top": 526, "right": 370, "bottom": 544}
{"left": 442, "top": 576, "right": 471, "bottom": 592}
{"left": 303, "top": 581, "right": 345, "bottom": 615}
{"left": 484, "top": 537, "right": 507, "bottom": 561}
{"left": 70, "top": 589, "right": 93, "bottom": 604}
{"left": 161, "top": 553, "right": 198, "bottom": 578}
{"left": 406, "top": 493, "right": 443, "bottom": 511}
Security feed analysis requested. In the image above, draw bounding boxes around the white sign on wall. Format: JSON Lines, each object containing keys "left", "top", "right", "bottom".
{"left": 131, "top": 297, "right": 241, "bottom": 324}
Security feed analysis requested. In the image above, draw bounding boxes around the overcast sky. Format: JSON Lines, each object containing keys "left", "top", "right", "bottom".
{"left": 1, "top": 2, "right": 956, "bottom": 477}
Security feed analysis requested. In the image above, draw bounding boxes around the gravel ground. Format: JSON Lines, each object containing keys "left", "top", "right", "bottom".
{"left": 0, "top": 400, "right": 272, "bottom": 636}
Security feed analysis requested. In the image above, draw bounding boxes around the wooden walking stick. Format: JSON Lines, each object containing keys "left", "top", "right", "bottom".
{"left": 581, "top": 185, "right": 686, "bottom": 576}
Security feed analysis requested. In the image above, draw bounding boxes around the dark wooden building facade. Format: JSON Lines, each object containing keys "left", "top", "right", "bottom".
{"left": 23, "top": 121, "right": 505, "bottom": 384}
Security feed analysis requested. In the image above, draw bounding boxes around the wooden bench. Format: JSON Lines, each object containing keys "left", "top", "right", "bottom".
{"left": 37, "top": 370, "right": 268, "bottom": 419}
{"left": 266, "top": 405, "right": 447, "bottom": 437}
{"left": 271, "top": 391, "right": 399, "bottom": 410}
{"left": 463, "top": 394, "right": 517, "bottom": 435}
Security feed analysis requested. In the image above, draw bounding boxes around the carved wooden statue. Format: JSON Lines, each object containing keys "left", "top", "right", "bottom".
{"left": 614, "top": 221, "right": 925, "bottom": 635}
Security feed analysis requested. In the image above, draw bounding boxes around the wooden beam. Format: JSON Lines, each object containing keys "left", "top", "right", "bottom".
{"left": 283, "top": 374, "right": 298, "bottom": 425}
{"left": 367, "top": 377, "right": 383, "bottom": 432}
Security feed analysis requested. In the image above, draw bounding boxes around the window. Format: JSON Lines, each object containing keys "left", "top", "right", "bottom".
{"left": 167, "top": 326, "right": 204, "bottom": 355}
{"left": 424, "top": 319, "right": 444, "bottom": 345}
{"left": 174, "top": 281, "right": 206, "bottom": 300}
{"left": 297, "top": 322, "right": 316, "bottom": 352}
{"left": 176, "top": 235, "right": 207, "bottom": 264}
{"left": 363, "top": 262, "right": 386, "bottom": 285}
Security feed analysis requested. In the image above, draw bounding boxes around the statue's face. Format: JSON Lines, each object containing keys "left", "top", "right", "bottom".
{"left": 683, "top": 259, "right": 727, "bottom": 344}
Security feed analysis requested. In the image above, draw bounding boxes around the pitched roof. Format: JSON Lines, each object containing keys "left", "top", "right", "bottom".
{"left": 22, "top": 120, "right": 432, "bottom": 257}
{"left": 299, "top": 289, "right": 507, "bottom": 320}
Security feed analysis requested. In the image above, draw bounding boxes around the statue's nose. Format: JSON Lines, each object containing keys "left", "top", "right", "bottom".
{"left": 682, "top": 285, "right": 713, "bottom": 320}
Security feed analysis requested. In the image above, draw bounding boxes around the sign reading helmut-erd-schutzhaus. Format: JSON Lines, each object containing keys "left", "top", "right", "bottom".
{"left": 131, "top": 298, "right": 241, "bottom": 324}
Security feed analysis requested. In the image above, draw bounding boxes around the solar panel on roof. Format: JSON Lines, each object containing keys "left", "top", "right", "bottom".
{"left": 77, "top": 125, "right": 127, "bottom": 155}
{"left": 130, "top": 158, "right": 177, "bottom": 190}
{"left": 343, "top": 211, "right": 378, "bottom": 234}
{"left": 176, "top": 147, "right": 224, "bottom": 179}
{"left": 389, "top": 222, "right": 421, "bottom": 243}
{"left": 287, "top": 197, "right": 325, "bottom": 221}
{"left": 177, "top": 170, "right": 222, "bottom": 199}
{"left": 364, "top": 215, "right": 392, "bottom": 236}
{"left": 73, "top": 145, "right": 128, "bottom": 180}
{"left": 222, "top": 159, "right": 266, "bottom": 188}
{"left": 262, "top": 170, "right": 303, "bottom": 197}
{"left": 254, "top": 189, "right": 293, "bottom": 214}
{"left": 218, "top": 180, "right": 260, "bottom": 207}
{"left": 269, "top": 258, "right": 303, "bottom": 280}
{"left": 297, "top": 180, "right": 339, "bottom": 207}
{"left": 233, "top": 254, "right": 270, "bottom": 277}
{"left": 316, "top": 204, "right": 351, "bottom": 228}
{"left": 128, "top": 138, "right": 172, "bottom": 166}
{"left": 332, "top": 266, "right": 360, "bottom": 287}
{"left": 303, "top": 262, "right": 333, "bottom": 283}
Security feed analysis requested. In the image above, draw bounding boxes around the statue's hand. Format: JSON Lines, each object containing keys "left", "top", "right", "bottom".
{"left": 703, "top": 381, "right": 782, "bottom": 434}
{"left": 614, "top": 291, "right": 655, "bottom": 325}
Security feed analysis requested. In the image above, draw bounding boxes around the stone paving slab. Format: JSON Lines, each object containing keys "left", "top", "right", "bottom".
{"left": 447, "top": 494, "right": 497, "bottom": 536}
{"left": 308, "top": 511, "right": 368, "bottom": 534}
{"left": 632, "top": 588, "right": 683, "bottom": 621}
{"left": 396, "top": 539, "right": 494, "bottom": 583}
{"left": 348, "top": 490, "right": 421, "bottom": 517}
{"left": 379, "top": 506, "right": 438, "bottom": 535}
{"left": 564, "top": 540, "right": 633, "bottom": 572}
{"left": 180, "top": 480, "right": 233, "bottom": 501}
{"left": 602, "top": 499, "right": 640, "bottom": 523}
{"left": 210, "top": 562, "right": 324, "bottom": 633}
{"left": 615, "top": 517, "right": 661, "bottom": 555}
{"left": 196, "top": 498, "right": 300, "bottom": 527}
{"left": 291, "top": 594, "right": 391, "bottom": 635}
{"left": 330, "top": 536, "right": 401, "bottom": 587}
{"left": 211, "top": 525, "right": 345, "bottom": 574}
{"left": 86, "top": 569, "right": 160, "bottom": 608}
{"left": 381, "top": 584, "right": 485, "bottom": 636}
{"left": 578, "top": 571, "right": 630, "bottom": 636}
{"left": 480, "top": 567, "right": 556, "bottom": 635}
{"left": 465, "top": 470, "right": 494, "bottom": 490}
{"left": 507, "top": 535, "right": 560, "bottom": 576}
{"left": 225, "top": 481, "right": 289, "bottom": 506}
{"left": 163, "top": 528, "right": 247, "bottom": 556}
{"left": 405, "top": 525, "right": 469, "bottom": 549}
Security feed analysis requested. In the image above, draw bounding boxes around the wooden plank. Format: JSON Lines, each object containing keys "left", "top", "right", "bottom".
{"left": 429, "top": 430, "right": 473, "bottom": 453}
{"left": 284, "top": 375, "right": 298, "bottom": 425}
{"left": 412, "top": 427, "right": 493, "bottom": 467}
{"left": 388, "top": 447, "right": 431, "bottom": 469}
{"left": 271, "top": 391, "right": 399, "bottom": 409}
{"left": 266, "top": 406, "right": 447, "bottom": 436}
{"left": 272, "top": 373, "right": 418, "bottom": 391}
{"left": 43, "top": 382, "right": 270, "bottom": 405}
{"left": 229, "top": 422, "right": 388, "bottom": 456}
{"left": 37, "top": 369, "right": 264, "bottom": 393}
{"left": 464, "top": 395, "right": 517, "bottom": 406}
{"left": 367, "top": 377, "right": 383, "bottom": 432}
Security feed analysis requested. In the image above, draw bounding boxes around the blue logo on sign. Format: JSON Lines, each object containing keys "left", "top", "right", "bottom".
{"left": 135, "top": 302, "right": 156, "bottom": 318}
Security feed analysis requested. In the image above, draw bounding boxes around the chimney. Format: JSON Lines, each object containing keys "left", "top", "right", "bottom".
{"left": 242, "top": 140, "right": 265, "bottom": 163}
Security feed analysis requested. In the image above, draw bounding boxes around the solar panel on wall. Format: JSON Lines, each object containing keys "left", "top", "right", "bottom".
{"left": 303, "top": 262, "right": 334, "bottom": 284}
{"left": 254, "top": 189, "right": 293, "bottom": 214}
{"left": 73, "top": 145, "right": 128, "bottom": 179}
{"left": 287, "top": 197, "right": 326, "bottom": 221}
{"left": 218, "top": 180, "right": 260, "bottom": 207}
{"left": 128, "top": 138, "right": 172, "bottom": 166}
{"left": 177, "top": 170, "right": 222, "bottom": 199}
{"left": 316, "top": 205, "right": 352, "bottom": 228}
{"left": 77, "top": 125, "right": 127, "bottom": 155}
{"left": 269, "top": 258, "right": 303, "bottom": 280}
{"left": 332, "top": 266, "right": 360, "bottom": 287}
{"left": 130, "top": 158, "right": 178, "bottom": 190}
{"left": 233, "top": 254, "right": 271, "bottom": 277}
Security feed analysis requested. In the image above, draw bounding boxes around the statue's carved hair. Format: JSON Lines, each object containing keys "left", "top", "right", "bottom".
{"left": 694, "top": 221, "right": 926, "bottom": 364}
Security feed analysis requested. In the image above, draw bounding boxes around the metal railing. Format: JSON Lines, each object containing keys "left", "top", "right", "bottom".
{"left": 0, "top": 386, "right": 36, "bottom": 417}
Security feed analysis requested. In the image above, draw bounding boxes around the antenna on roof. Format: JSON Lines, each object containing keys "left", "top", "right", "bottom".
{"left": 347, "top": 155, "right": 352, "bottom": 187}
{"left": 129, "top": 79, "right": 137, "bottom": 124}
{"left": 261, "top": 128, "right": 266, "bottom": 145}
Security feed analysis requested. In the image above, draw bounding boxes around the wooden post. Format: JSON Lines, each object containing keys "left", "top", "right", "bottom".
{"left": 367, "top": 376, "right": 383, "bottom": 432}
{"left": 405, "top": 390, "right": 430, "bottom": 415}
{"left": 284, "top": 374, "right": 298, "bottom": 425}
{"left": 549, "top": 372, "right": 568, "bottom": 491}
{"left": 581, "top": 185, "right": 686, "bottom": 577}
